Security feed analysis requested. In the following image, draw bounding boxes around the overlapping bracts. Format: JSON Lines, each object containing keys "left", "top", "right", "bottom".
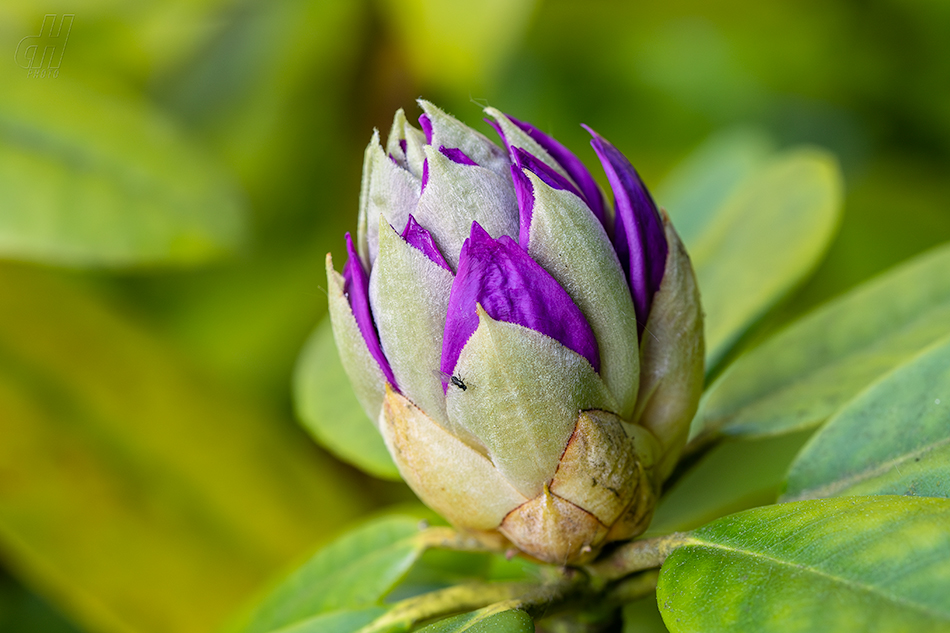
{"left": 326, "top": 101, "right": 703, "bottom": 563}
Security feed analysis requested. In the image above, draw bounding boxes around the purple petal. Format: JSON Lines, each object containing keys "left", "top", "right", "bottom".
{"left": 508, "top": 115, "right": 607, "bottom": 226}
{"left": 585, "top": 126, "right": 668, "bottom": 338}
{"left": 439, "top": 145, "right": 479, "bottom": 166}
{"left": 400, "top": 215, "right": 452, "bottom": 272}
{"left": 510, "top": 147, "right": 585, "bottom": 249}
{"left": 484, "top": 118, "right": 510, "bottom": 153}
{"left": 342, "top": 233, "right": 399, "bottom": 389}
{"left": 399, "top": 139, "right": 407, "bottom": 154}
{"left": 512, "top": 147, "right": 583, "bottom": 199}
{"left": 509, "top": 165, "right": 535, "bottom": 247}
{"left": 419, "top": 114, "right": 433, "bottom": 144}
{"left": 441, "top": 222, "right": 600, "bottom": 383}
{"left": 421, "top": 158, "right": 429, "bottom": 193}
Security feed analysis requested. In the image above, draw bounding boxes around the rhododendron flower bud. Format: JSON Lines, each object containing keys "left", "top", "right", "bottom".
{"left": 326, "top": 101, "right": 703, "bottom": 564}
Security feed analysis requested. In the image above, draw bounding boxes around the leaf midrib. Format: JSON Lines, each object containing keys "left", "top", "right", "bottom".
{"left": 681, "top": 535, "right": 950, "bottom": 621}
{"left": 786, "top": 435, "right": 950, "bottom": 501}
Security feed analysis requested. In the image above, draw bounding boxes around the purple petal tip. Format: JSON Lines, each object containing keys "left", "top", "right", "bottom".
{"left": 342, "top": 234, "right": 399, "bottom": 389}
{"left": 441, "top": 223, "right": 600, "bottom": 384}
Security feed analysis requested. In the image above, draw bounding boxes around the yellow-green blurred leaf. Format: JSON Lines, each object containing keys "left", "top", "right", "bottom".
{"left": 293, "top": 319, "right": 399, "bottom": 481}
{"left": 688, "top": 148, "right": 843, "bottom": 368}
{"left": 657, "top": 129, "right": 773, "bottom": 247}
{"left": 377, "top": 0, "right": 537, "bottom": 93}
{"left": 783, "top": 334, "right": 950, "bottom": 502}
{"left": 0, "top": 263, "right": 368, "bottom": 633}
{"left": 657, "top": 497, "right": 950, "bottom": 632}
{"left": 0, "top": 70, "right": 246, "bottom": 267}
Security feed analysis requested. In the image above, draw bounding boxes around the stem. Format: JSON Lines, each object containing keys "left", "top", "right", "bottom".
{"left": 585, "top": 534, "right": 690, "bottom": 582}
{"left": 413, "top": 527, "right": 497, "bottom": 553}
{"left": 358, "top": 582, "right": 534, "bottom": 633}
{"left": 605, "top": 570, "right": 659, "bottom": 604}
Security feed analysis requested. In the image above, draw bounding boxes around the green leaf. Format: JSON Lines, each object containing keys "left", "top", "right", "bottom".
{"left": 376, "top": 0, "right": 535, "bottom": 93}
{"left": 269, "top": 607, "right": 386, "bottom": 633}
{"left": 293, "top": 319, "right": 400, "bottom": 480}
{"left": 622, "top": 595, "right": 669, "bottom": 633}
{"left": 414, "top": 608, "right": 534, "bottom": 633}
{"left": 656, "top": 128, "right": 774, "bottom": 248}
{"left": 686, "top": 148, "right": 843, "bottom": 367}
{"left": 657, "top": 496, "right": 950, "bottom": 632}
{"left": 783, "top": 334, "right": 950, "bottom": 501}
{"left": 0, "top": 263, "right": 368, "bottom": 633}
{"left": 0, "top": 69, "right": 246, "bottom": 267}
{"left": 694, "top": 241, "right": 950, "bottom": 440}
{"left": 238, "top": 515, "right": 430, "bottom": 633}
{"left": 645, "top": 430, "right": 813, "bottom": 537}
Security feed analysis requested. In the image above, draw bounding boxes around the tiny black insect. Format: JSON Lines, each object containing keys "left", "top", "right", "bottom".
{"left": 433, "top": 369, "right": 469, "bottom": 391}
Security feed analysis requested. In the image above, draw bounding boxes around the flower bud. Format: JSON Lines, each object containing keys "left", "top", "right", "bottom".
{"left": 326, "top": 101, "right": 703, "bottom": 564}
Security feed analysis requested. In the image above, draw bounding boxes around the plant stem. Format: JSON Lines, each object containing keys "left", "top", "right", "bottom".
{"left": 585, "top": 534, "right": 690, "bottom": 582}
{"left": 357, "top": 582, "right": 534, "bottom": 633}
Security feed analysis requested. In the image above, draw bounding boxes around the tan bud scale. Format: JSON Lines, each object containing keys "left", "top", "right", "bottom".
{"left": 380, "top": 387, "right": 660, "bottom": 564}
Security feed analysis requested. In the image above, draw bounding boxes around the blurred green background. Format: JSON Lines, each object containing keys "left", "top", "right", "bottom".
{"left": 0, "top": 0, "right": 949, "bottom": 631}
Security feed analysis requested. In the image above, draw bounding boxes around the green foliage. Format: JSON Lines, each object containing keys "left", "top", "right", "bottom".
{"left": 0, "top": 263, "right": 368, "bottom": 633}
{"left": 783, "top": 334, "right": 950, "bottom": 501}
{"left": 413, "top": 609, "right": 533, "bottom": 633}
{"left": 670, "top": 147, "right": 843, "bottom": 368}
{"left": 0, "top": 68, "right": 246, "bottom": 267}
{"left": 657, "top": 497, "right": 950, "bottom": 632}
{"left": 294, "top": 320, "right": 400, "bottom": 480}
{"left": 645, "top": 431, "right": 813, "bottom": 536}
{"left": 236, "top": 516, "right": 427, "bottom": 633}
{"left": 1, "top": 0, "right": 950, "bottom": 632}
{"left": 695, "top": 242, "right": 950, "bottom": 440}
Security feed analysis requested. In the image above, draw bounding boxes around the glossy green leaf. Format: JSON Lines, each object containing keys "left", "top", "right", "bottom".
{"left": 695, "top": 241, "right": 950, "bottom": 440}
{"left": 0, "top": 263, "right": 367, "bottom": 633}
{"left": 657, "top": 496, "right": 950, "bottom": 632}
{"left": 238, "top": 515, "right": 429, "bottom": 633}
{"left": 293, "top": 319, "right": 400, "bottom": 480}
{"left": 415, "top": 608, "right": 534, "bottom": 633}
{"left": 686, "top": 148, "right": 843, "bottom": 367}
{"left": 0, "top": 68, "right": 246, "bottom": 267}
{"left": 645, "top": 430, "right": 813, "bottom": 537}
{"left": 656, "top": 128, "right": 774, "bottom": 248}
{"left": 783, "top": 335, "right": 950, "bottom": 501}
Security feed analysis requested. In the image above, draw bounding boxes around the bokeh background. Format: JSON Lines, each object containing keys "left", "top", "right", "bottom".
{"left": 1, "top": 1, "right": 949, "bottom": 632}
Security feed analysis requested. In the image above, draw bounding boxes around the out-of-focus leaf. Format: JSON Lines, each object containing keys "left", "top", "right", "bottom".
{"left": 694, "top": 242, "right": 950, "bottom": 440}
{"left": 293, "top": 319, "right": 399, "bottom": 480}
{"left": 622, "top": 595, "right": 669, "bottom": 633}
{"left": 377, "top": 0, "right": 536, "bottom": 93}
{"left": 268, "top": 607, "right": 386, "bottom": 633}
{"left": 237, "top": 515, "right": 429, "bottom": 633}
{"left": 687, "top": 148, "right": 843, "bottom": 367}
{"left": 0, "top": 568, "right": 81, "bottom": 633}
{"left": 783, "top": 335, "right": 950, "bottom": 501}
{"left": 0, "top": 70, "right": 246, "bottom": 267}
{"left": 644, "top": 431, "right": 812, "bottom": 537}
{"left": 657, "top": 496, "right": 950, "bottom": 633}
{"left": 0, "top": 263, "right": 367, "bottom": 633}
{"left": 414, "top": 608, "right": 534, "bottom": 633}
{"left": 655, "top": 128, "right": 773, "bottom": 247}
